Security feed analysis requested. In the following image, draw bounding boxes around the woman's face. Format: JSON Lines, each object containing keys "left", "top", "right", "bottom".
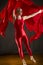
{"left": 16, "top": 8, "right": 23, "bottom": 16}
{"left": 19, "top": 9, "right": 23, "bottom": 16}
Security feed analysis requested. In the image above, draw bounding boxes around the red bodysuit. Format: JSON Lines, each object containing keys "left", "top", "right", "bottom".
{"left": 14, "top": 18, "right": 32, "bottom": 59}
{"left": 14, "top": 18, "right": 24, "bottom": 38}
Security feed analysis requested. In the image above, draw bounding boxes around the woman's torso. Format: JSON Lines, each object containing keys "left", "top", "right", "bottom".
{"left": 14, "top": 18, "right": 26, "bottom": 38}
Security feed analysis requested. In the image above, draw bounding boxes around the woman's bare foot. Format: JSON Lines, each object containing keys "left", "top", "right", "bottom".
{"left": 30, "top": 56, "right": 36, "bottom": 63}
{"left": 22, "top": 59, "right": 27, "bottom": 65}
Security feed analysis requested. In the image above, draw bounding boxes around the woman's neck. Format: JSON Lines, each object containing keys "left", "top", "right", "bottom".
{"left": 17, "top": 15, "right": 22, "bottom": 20}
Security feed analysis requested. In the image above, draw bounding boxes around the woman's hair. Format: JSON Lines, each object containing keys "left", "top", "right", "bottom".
{"left": 15, "top": 8, "right": 22, "bottom": 15}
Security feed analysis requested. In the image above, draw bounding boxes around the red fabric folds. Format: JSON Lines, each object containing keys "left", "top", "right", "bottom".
{"left": 0, "top": 7, "right": 8, "bottom": 37}
{"left": 0, "top": 0, "right": 43, "bottom": 43}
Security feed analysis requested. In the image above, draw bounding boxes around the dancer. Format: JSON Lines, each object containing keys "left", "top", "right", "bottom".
{"left": 0, "top": 0, "right": 43, "bottom": 65}
{"left": 13, "top": 8, "right": 43, "bottom": 65}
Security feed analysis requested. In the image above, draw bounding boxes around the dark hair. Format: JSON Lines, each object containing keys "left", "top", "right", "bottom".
{"left": 15, "top": 8, "right": 22, "bottom": 15}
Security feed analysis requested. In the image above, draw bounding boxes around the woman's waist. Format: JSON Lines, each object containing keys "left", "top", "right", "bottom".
{"left": 15, "top": 29, "right": 26, "bottom": 36}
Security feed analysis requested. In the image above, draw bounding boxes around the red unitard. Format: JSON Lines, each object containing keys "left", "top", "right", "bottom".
{"left": 14, "top": 18, "right": 32, "bottom": 59}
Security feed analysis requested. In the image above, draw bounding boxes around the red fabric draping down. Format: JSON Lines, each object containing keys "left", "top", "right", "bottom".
{"left": 0, "top": 0, "right": 43, "bottom": 43}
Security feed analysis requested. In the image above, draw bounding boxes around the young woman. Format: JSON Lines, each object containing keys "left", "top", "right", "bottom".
{"left": 13, "top": 8, "right": 43, "bottom": 65}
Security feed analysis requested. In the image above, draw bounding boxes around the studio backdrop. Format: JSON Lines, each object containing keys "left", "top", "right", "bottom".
{"left": 0, "top": 0, "right": 43, "bottom": 55}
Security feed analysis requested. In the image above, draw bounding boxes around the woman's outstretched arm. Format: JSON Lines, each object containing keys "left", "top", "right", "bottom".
{"left": 12, "top": 10, "right": 16, "bottom": 24}
{"left": 23, "top": 10, "right": 43, "bottom": 20}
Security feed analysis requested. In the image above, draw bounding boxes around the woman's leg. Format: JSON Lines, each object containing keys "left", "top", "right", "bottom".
{"left": 15, "top": 37, "right": 27, "bottom": 65}
{"left": 22, "top": 35, "right": 36, "bottom": 63}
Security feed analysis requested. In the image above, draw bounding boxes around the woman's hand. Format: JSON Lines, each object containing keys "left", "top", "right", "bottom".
{"left": 38, "top": 10, "right": 43, "bottom": 13}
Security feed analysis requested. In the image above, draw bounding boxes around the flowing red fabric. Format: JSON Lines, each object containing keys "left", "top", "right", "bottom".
{"left": 0, "top": 0, "right": 43, "bottom": 43}
{"left": 0, "top": 0, "right": 16, "bottom": 37}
